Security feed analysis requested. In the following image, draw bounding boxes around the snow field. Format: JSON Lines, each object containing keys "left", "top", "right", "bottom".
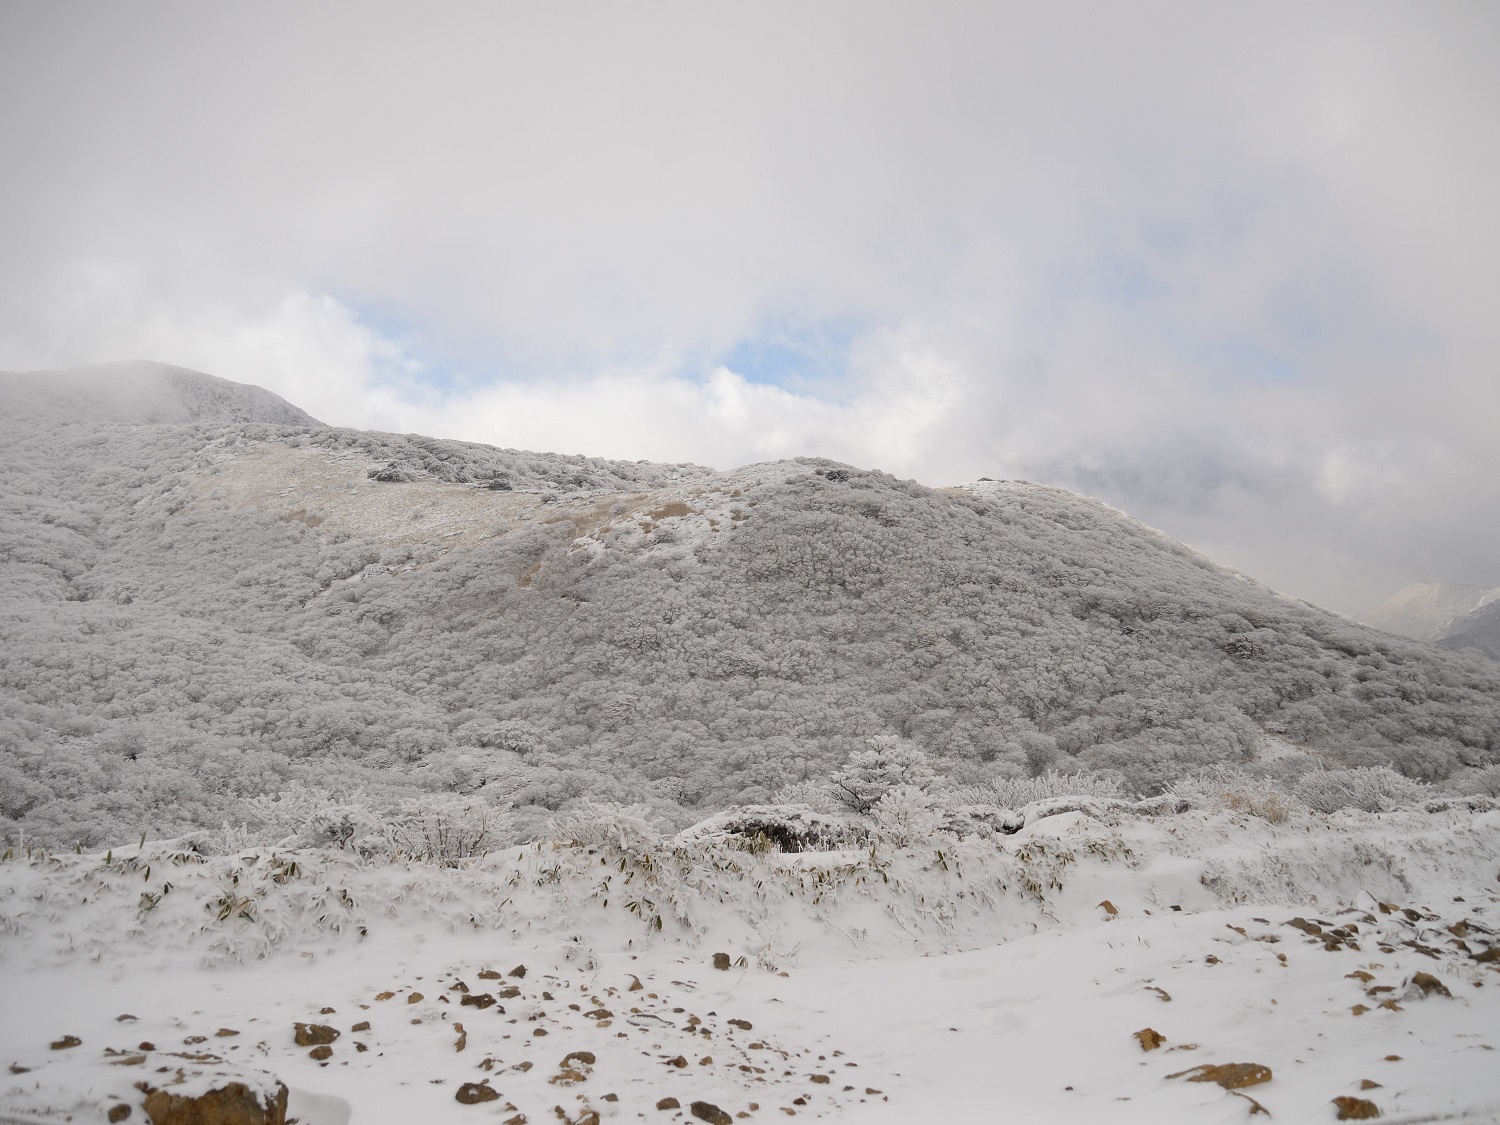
{"left": 3, "top": 805, "right": 1499, "bottom": 1123}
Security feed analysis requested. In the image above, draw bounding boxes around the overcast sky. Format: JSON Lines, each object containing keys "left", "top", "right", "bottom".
{"left": 2, "top": 2, "right": 1497, "bottom": 615}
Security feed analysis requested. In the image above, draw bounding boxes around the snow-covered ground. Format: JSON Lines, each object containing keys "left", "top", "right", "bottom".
{"left": 4, "top": 805, "right": 1499, "bottom": 1124}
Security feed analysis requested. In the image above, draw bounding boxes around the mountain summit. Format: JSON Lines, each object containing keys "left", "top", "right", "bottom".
{"left": 0, "top": 360, "right": 322, "bottom": 427}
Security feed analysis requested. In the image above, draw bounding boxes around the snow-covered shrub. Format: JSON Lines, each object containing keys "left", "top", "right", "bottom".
{"left": 869, "top": 785, "right": 950, "bottom": 847}
{"left": 240, "top": 783, "right": 385, "bottom": 853}
{"left": 546, "top": 799, "right": 663, "bottom": 851}
{"left": 1168, "top": 766, "right": 1297, "bottom": 823}
{"left": 386, "top": 794, "right": 506, "bottom": 865}
{"left": 829, "top": 737, "right": 938, "bottom": 814}
{"left": 677, "top": 804, "right": 861, "bottom": 852}
{"left": 1459, "top": 764, "right": 1500, "bottom": 798}
{"left": 766, "top": 780, "right": 845, "bottom": 817}
{"left": 950, "top": 768, "right": 1125, "bottom": 809}
{"left": 940, "top": 804, "right": 1023, "bottom": 838}
{"left": 1292, "top": 766, "right": 1427, "bottom": 813}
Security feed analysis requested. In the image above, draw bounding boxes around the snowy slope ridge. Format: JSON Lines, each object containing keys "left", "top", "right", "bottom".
{"left": 1362, "top": 581, "right": 1500, "bottom": 661}
{"left": 1, "top": 368, "right": 1499, "bottom": 848}
{"left": 2, "top": 804, "right": 1499, "bottom": 1123}
{"left": 0, "top": 361, "right": 322, "bottom": 427}
{"left": 1438, "top": 598, "right": 1500, "bottom": 662}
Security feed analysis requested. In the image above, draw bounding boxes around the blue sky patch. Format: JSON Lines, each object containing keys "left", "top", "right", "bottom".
{"left": 712, "top": 313, "right": 870, "bottom": 390}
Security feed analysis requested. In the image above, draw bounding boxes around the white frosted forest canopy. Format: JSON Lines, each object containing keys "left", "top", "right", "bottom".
{"left": 2, "top": 364, "right": 1498, "bottom": 847}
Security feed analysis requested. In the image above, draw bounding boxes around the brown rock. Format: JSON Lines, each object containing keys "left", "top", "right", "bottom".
{"left": 666, "top": 1055, "right": 688, "bottom": 1068}
{"left": 116, "top": 1014, "right": 139, "bottom": 1023}
{"left": 509, "top": 965, "right": 527, "bottom": 978}
{"left": 214, "top": 1030, "right": 239, "bottom": 1038}
{"left": 809, "top": 1074, "right": 830, "bottom": 1084}
{"left": 562, "top": 1051, "right": 597, "bottom": 1068}
{"left": 728, "top": 1019, "right": 752, "bottom": 1030}
{"left": 1286, "top": 917, "right": 1322, "bottom": 936}
{"left": 1359, "top": 1080, "right": 1382, "bottom": 1090}
{"left": 461, "top": 994, "right": 497, "bottom": 1009}
{"left": 406, "top": 993, "right": 424, "bottom": 1005}
{"left": 1350, "top": 1004, "right": 1370, "bottom": 1016}
{"left": 584, "top": 1008, "right": 613, "bottom": 1020}
{"left": 292, "top": 1023, "right": 339, "bottom": 1047}
{"left": 455, "top": 1082, "right": 500, "bottom": 1104}
{"left": 108, "top": 1107, "right": 131, "bottom": 1123}
{"left": 374, "top": 991, "right": 395, "bottom": 1001}
{"left": 549, "top": 1068, "right": 586, "bottom": 1085}
{"left": 1333, "top": 1095, "right": 1381, "bottom": 1120}
{"left": 656, "top": 1097, "right": 681, "bottom": 1110}
{"left": 1473, "top": 945, "right": 1500, "bottom": 963}
{"left": 1134, "top": 1028, "right": 1166, "bottom": 1051}
{"left": 1097, "top": 900, "right": 1119, "bottom": 916}
{"left": 1169, "top": 1062, "right": 1273, "bottom": 1089}
{"left": 308, "top": 1045, "right": 332, "bottom": 1061}
{"left": 690, "top": 1102, "right": 733, "bottom": 1125}
{"left": 141, "top": 1081, "right": 289, "bottom": 1125}
{"left": 49, "top": 1035, "right": 82, "bottom": 1050}
{"left": 351, "top": 1021, "right": 370, "bottom": 1032}
{"left": 712, "top": 953, "right": 732, "bottom": 971}
{"left": 504, "top": 1116, "right": 527, "bottom": 1125}
{"left": 629, "top": 976, "right": 644, "bottom": 991}
{"left": 1408, "top": 971, "right": 1451, "bottom": 998}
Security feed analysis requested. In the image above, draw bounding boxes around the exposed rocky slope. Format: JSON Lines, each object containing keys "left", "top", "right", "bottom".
{"left": 1, "top": 366, "right": 1497, "bottom": 846}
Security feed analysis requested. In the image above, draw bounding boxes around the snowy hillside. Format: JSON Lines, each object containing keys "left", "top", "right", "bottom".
{"left": 2, "top": 366, "right": 1498, "bottom": 848}
{"left": 3, "top": 366, "right": 1500, "bottom": 1124}
{"left": 1437, "top": 599, "right": 1500, "bottom": 662}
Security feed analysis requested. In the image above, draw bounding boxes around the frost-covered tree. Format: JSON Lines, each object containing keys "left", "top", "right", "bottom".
{"left": 829, "top": 737, "right": 939, "bottom": 814}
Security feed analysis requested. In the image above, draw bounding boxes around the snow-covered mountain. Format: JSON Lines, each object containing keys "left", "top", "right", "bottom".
{"left": 2, "top": 364, "right": 1498, "bottom": 846}
{"left": 0, "top": 360, "right": 322, "bottom": 427}
{"left": 1362, "top": 580, "right": 1500, "bottom": 659}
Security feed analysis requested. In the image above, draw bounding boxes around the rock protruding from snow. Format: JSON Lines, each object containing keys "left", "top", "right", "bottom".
{"left": 0, "top": 361, "right": 323, "bottom": 427}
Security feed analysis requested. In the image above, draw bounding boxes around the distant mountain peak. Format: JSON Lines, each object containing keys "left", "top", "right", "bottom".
{"left": 1361, "top": 580, "right": 1497, "bottom": 644}
{"left": 0, "top": 360, "right": 323, "bottom": 427}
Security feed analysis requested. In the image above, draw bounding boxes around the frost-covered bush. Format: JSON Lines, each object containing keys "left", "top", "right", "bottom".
{"left": 240, "top": 784, "right": 386, "bottom": 853}
{"left": 677, "top": 804, "right": 861, "bottom": 852}
{"left": 829, "top": 737, "right": 938, "bottom": 814}
{"left": 1460, "top": 764, "right": 1500, "bottom": 798}
{"left": 868, "top": 784, "right": 949, "bottom": 846}
{"left": 1292, "top": 766, "right": 1427, "bottom": 814}
{"left": 546, "top": 799, "right": 663, "bottom": 851}
{"left": 386, "top": 794, "right": 508, "bottom": 865}
{"left": 766, "top": 780, "right": 845, "bottom": 817}
{"left": 951, "top": 769, "right": 1125, "bottom": 809}
{"left": 1167, "top": 766, "right": 1296, "bottom": 823}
